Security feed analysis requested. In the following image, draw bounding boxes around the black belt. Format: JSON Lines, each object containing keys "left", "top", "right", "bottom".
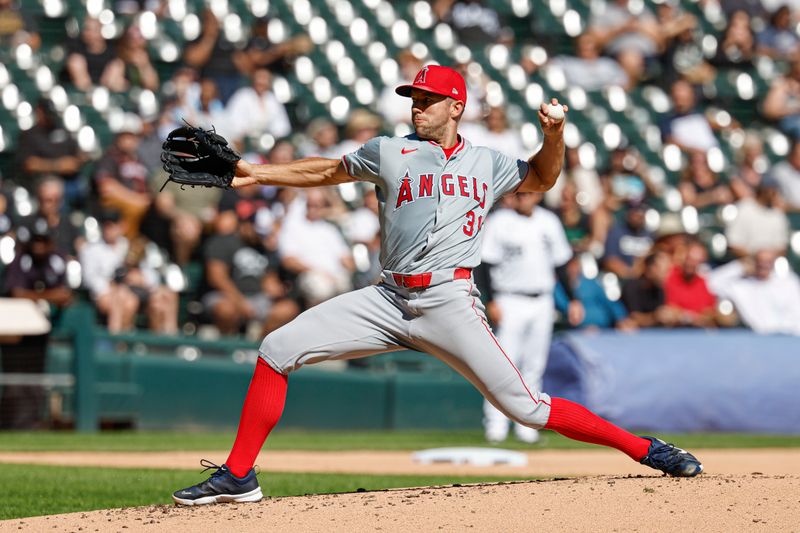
{"left": 499, "top": 291, "right": 547, "bottom": 298}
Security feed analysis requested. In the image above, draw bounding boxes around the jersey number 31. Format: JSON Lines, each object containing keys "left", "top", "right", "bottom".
{"left": 463, "top": 210, "right": 484, "bottom": 237}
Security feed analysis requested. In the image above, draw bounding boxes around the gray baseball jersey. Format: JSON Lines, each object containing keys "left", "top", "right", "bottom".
{"left": 259, "top": 134, "right": 553, "bottom": 430}
{"left": 342, "top": 134, "right": 528, "bottom": 272}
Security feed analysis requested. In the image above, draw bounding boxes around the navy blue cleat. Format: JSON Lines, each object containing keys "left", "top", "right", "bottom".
{"left": 173, "top": 460, "right": 263, "bottom": 506}
{"left": 639, "top": 436, "right": 703, "bottom": 477}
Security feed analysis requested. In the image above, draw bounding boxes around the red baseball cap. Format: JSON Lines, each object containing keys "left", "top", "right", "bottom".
{"left": 395, "top": 65, "right": 467, "bottom": 104}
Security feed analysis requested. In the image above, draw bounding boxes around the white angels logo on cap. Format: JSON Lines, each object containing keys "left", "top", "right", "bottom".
{"left": 415, "top": 67, "right": 429, "bottom": 84}
{"left": 452, "top": 88, "right": 459, "bottom": 95}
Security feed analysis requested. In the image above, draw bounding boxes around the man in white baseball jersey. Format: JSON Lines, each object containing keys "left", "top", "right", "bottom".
{"left": 479, "top": 191, "right": 584, "bottom": 444}
{"left": 174, "top": 65, "right": 702, "bottom": 506}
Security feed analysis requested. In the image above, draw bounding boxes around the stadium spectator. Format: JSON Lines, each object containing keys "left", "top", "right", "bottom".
{"left": 148, "top": 186, "right": 206, "bottom": 266}
{"left": 91, "top": 118, "right": 152, "bottom": 237}
{"left": 298, "top": 118, "right": 341, "bottom": 158}
{"left": 62, "top": 17, "right": 119, "bottom": 92}
{"left": 137, "top": 115, "right": 167, "bottom": 177}
{"left": 261, "top": 140, "right": 338, "bottom": 231}
{"left": 554, "top": 180, "right": 607, "bottom": 256}
{"left": 708, "top": 250, "right": 800, "bottom": 335}
{"left": 140, "top": 114, "right": 215, "bottom": 266}
{"left": 0, "top": 188, "right": 12, "bottom": 237}
{"left": 678, "top": 152, "right": 734, "bottom": 209}
{"left": 433, "top": 0, "right": 505, "bottom": 46}
{"left": 93, "top": 117, "right": 182, "bottom": 262}
{"left": 217, "top": 179, "right": 270, "bottom": 227}
{"left": 343, "top": 186, "right": 381, "bottom": 289}
{"left": 113, "top": 0, "right": 164, "bottom": 16}
{"left": 756, "top": 5, "right": 800, "bottom": 61}
{"left": 572, "top": 148, "right": 607, "bottom": 214}
{"left": 765, "top": 139, "right": 800, "bottom": 210}
{"left": 546, "top": 146, "right": 605, "bottom": 216}
{"left": 278, "top": 188, "right": 355, "bottom": 308}
{"left": 270, "top": 185, "right": 302, "bottom": 227}
{"left": 621, "top": 250, "right": 682, "bottom": 327}
{"left": 80, "top": 211, "right": 179, "bottom": 334}
{"left": 268, "top": 137, "right": 313, "bottom": 227}
{"left": 652, "top": 216, "right": 690, "bottom": 256}
{"left": 22, "top": 176, "right": 83, "bottom": 258}
{"left": 202, "top": 208, "right": 298, "bottom": 337}
{"left": 726, "top": 179, "right": 790, "bottom": 257}
{"left": 0, "top": 0, "right": 39, "bottom": 51}
{"left": 730, "top": 132, "right": 769, "bottom": 200}
{"left": 3, "top": 218, "right": 72, "bottom": 311}
{"left": 1, "top": 217, "right": 71, "bottom": 429}
{"left": 587, "top": 0, "right": 662, "bottom": 85}
{"left": 712, "top": 9, "right": 756, "bottom": 67}
{"left": 168, "top": 68, "right": 226, "bottom": 132}
{"left": 554, "top": 180, "right": 594, "bottom": 252}
{"left": 602, "top": 200, "right": 655, "bottom": 279}
{"left": 113, "top": 23, "right": 159, "bottom": 93}
{"left": 332, "top": 110, "right": 383, "bottom": 157}
{"left": 763, "top": 58, "right": 800, "bottom": 140}
{"left": 265, "top": 138, "right": 298, "bottom": 169}
{"left": 183, "top": 8, "right": 248, "bottom": 103}
{"left": 460, "top": 106, "right": 527, "bottom": 159}
{"left": 452, "top": 60, "right": 488, "bottom": 124}
{"left": 555, "top": 255, "right": 636, "bottom": 330}
{"left": 223, "top": 67, "right": 292, "bottom": 148}
{"left": 711, "top": 0, "right": 767, "bottom": 20}
{"left": 379, "top": 50, "right": 424, "bottom": 126}
{"left": 660, "top": 78, "right": 720, "bottom": 154}
{"left": 548, "top": 34, "right": 630, "bottom": 91}
{"left": 663, "top": 238, "right": 717, "bottom": 327}
{"left": 242, "top": 16, "right": 311, "bottom": 77}
{"left": 15, "top": 99, "right": 87, "bottom": 206}
{"left": 657, "top": 1, "right": 715, "bottom": 86}
{"left": 600, "top": 145, "right": 660, "bottom": 214}
{"left": 655, "top": 0, "right": 698, "bottom": 49}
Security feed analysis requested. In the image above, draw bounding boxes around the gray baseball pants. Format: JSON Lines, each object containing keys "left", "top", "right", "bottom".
{"left": 259, "top": 269, "right": 552, "bottom": 429}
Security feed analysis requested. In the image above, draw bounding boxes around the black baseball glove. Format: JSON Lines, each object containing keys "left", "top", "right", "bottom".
{"left": 160, "top": 124, "right": 241, "bottom": 191}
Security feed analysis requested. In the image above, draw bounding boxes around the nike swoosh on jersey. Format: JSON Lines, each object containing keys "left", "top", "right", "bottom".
{"left": 401, "top": 148, "right": 418, "bottom": 154}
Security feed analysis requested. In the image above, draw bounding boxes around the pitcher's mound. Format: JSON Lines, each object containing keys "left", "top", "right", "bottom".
{"left": 5, "top": 474, "right": 798, "bottom": 532}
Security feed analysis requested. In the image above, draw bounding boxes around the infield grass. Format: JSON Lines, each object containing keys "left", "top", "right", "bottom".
{"left": 0, "top": 464, "right": 528, "bottom": 520}
{"left": 0, "top": 430, "right": 799, "bottom": 452}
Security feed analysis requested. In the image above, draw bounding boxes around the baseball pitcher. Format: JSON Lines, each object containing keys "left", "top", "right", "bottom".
{"left": 166, "top": 65, "right": 702, "bottom": 506}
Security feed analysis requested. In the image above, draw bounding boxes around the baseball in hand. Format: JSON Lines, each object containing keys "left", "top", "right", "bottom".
{"left": 546, "top": 103, "right": 565, "bottom": 122}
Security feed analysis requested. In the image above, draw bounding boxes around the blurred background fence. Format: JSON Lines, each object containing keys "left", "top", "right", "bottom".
{"left": 6, "top": 309, "right": 794, "bottom": 433}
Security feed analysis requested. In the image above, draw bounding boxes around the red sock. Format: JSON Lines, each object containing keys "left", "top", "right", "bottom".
{"left": 225, "top": 358, "right": 288, "bottom": 477}
{"left": 544, "top": 397, "right": 651, "bottom": 461}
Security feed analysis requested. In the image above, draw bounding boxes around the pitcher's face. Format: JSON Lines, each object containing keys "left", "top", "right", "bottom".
{"left": 410, "top": 89, "right": 460, "bottom": 141}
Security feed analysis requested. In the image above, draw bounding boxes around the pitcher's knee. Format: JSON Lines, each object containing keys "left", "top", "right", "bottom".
{"left": 509, "top": 408, "right": 549, "bottom": 429}
{"left": 258, "top": 330, "right": 296, "bottom": 374}
{"left": 496, "top": 393, "right": 552, "bottom": 429}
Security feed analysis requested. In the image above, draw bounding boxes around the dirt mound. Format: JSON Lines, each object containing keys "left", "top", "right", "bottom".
{"left": 3, "top": 474, "right": 797, "bottom": 532}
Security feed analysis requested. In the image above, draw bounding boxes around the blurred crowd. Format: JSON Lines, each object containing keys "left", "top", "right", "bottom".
{"left": 1, "top": 0, "right": 800, "bottom": 344}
